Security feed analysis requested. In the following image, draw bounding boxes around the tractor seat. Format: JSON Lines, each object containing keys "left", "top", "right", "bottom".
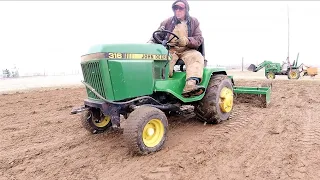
{"left": 173, "top": 42, "right": 207, "bottom": 72}
{"left": 174, "top": 58, "right": 208, "bottom": 72}
{"left": 175, "top": 59, "right": 185, "bottom": 71}
{"left": 175, "top": 59, "right": 185, "bottom": 65}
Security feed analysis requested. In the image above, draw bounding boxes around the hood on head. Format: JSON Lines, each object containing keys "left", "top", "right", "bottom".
{"left": 172, "top": 0, "right": 190, "bottom": 18}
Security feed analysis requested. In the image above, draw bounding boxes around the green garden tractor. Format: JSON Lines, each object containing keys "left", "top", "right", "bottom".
{"left": 71, "top": 29, "right": 271, "bottom": 155}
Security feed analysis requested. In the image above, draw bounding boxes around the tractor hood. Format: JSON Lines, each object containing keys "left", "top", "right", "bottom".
{"left": 80, "top": 43, "right": 172, "bottom": 102}
{"left": 83, "top": 43, "right": 169, "bottom": 57}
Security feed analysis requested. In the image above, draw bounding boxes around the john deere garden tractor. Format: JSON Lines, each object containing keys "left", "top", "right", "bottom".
{"left": 71, "top": 29, "right": 271, "bottom": 155}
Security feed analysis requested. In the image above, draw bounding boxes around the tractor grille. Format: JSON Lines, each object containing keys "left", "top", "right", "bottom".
{"left": 81, "top": 61, "right": 106, "bottom": 99}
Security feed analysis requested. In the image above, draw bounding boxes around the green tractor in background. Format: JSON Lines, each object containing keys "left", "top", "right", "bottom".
{"left": 71, "top": 29, "right": 271, "bottom": 155}
{"left": 247, "top": 53, "right": 315, "bottom": 79}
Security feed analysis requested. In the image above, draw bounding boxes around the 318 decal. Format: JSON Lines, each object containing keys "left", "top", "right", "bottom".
{"left": 107, "top": 52, "right": 123, "bottom": 59}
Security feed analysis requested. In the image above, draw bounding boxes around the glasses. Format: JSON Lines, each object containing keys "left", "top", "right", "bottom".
{"left": 173, "top": 5, "right": 185, "bottom": 11}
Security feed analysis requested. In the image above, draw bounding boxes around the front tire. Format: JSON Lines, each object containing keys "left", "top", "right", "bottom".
{"left": 194, "top": 74, "right": 234, "bottom": 124}
{"left": 266, "top": 72, "right": 275, "bottom": 79}
{"left": 81, "top": 108, "right": 112, "bottom": 134}
{"left": 123, "top": 106, "right": 168, "bottom": 155}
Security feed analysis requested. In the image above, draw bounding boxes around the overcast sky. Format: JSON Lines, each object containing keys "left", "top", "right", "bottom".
{"left": 0, "top": 1, "right": 319, "bottom": 75}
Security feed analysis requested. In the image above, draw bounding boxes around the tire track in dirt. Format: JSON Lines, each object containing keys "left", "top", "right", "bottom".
{"left": 190, "top": 80, "right": 320, "bottom": 179}
{"left": 180, "top": 102, "right": 285, "bottom": 180}
{"left": 200, "top": 104, "right": 253, "bottom": 140}
{"left": 266, "top": 81, "right": 309, "bottom": 179}
{"left": 154, "top": 102, "right": 269, "bottom": 180}
{"left": 224, "top": 106, "right": 252, "bottom": 132}
{"left": 294, "top": 108, "right": 320, "bottom": 179}
{"left": 298, "top": 114, "right": 320, "bottom": 148}
{"left": 268, "top": 80, "right": 320, "bottom": 180}
{"left": 296, "top": 84, "right": 320, "bottom": 149}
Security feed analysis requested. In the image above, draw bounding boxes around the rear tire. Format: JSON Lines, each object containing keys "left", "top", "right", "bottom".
{"left": 288, "top": 69, "right": 300, "bottom": 79}
{"left": 123, "top": 106, "right": 168, "bottom": 155}
{"left": 194, "top": 74, "right": 234, "bottom": 124}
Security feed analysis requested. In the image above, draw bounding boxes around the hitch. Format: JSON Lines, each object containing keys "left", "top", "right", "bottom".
{"left": 70, "top": 106, "right": 89, "bottom": 114}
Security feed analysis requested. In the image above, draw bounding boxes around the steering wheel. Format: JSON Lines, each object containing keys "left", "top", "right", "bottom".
{"left": 152, "top": 30, "right": 179, "bottom": 46}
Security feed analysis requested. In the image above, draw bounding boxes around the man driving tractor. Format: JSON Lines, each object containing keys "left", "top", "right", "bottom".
{"left": 148, "top": 0, "right": 205, "bottom": 97}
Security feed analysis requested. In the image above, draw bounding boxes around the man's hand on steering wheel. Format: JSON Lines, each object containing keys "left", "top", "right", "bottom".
{"left": 176, "top": 36, "right": 189, "bottom": 47}
{"left": 152, "top": 30, "right": 180, "bottom": 47}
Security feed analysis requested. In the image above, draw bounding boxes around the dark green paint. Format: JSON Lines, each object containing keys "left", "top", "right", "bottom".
{"left": 108, "top": 60, "right": 155, "bottom": 100}
{"left": 81, "top": 60, "right": 115, "bottom": 101}
{"left": 154, "top": 66, "right": 227, "bottom": 103}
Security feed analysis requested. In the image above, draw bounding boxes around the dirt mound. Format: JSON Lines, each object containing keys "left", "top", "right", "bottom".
{"left": 233, "top": 79, "right": 272, "bottom": 108}
{"left": 234, "top": 93, "right": 267, "bottom": 108}
{"left": 1, "top": 80, "right": 320, "bottom": 180}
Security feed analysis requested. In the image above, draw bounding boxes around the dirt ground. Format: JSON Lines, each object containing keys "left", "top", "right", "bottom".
{"left": 1, "top": 78, "right": 320, "bottom": 180}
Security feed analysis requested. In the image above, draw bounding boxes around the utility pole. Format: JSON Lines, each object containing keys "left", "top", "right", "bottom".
{"left": 287, "top": 4, "right": 292, "bottom": 72}
{"left": 287, "top": 4, "right": 290, "bottom": 63}
{"left": 242, "top": 57, "right": 244, "bottom": 71}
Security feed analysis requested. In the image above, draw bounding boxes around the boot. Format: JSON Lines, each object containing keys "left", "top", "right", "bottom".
{"left": 182, "top": 79, "right": 205, "bottom": 97}
{"left": 169, "top": 69, "right": 174, "bottom": 78}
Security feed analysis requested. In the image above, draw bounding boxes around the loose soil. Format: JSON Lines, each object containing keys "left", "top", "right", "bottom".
{"left": 1, "top": 79, "right": 320, "bottom": 180}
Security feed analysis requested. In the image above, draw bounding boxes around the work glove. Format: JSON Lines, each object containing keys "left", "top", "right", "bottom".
{"left": 170, "top": 22, "right": 189, "bottom": 47}
{"left": 168, "top": 36, "right": 189, "bottom": 47}
{"left": 177, "top": 36, "right": 189, "bottom": 47}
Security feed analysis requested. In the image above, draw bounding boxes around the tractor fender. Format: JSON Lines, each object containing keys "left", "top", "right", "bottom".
{"left": 210, "top": 71, "right": 234, "bottom": 86}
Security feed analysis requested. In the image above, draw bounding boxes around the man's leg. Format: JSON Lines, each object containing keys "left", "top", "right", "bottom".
{"left": 180, "top": 49, "right": 205, "bottom": 96}
{"left": 169, "top": 51, "right": 179, "bottom": 78}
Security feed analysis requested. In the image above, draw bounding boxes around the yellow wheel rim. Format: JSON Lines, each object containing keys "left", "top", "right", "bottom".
{"left": 268, "top": 73, "right": 274, "bottom": 79}
{"left": 142, "top": 119, "right": 165, "bottom": 148}
{"left": 290, "top": 71, "right": 297, "bottom": 78}
{"left": 219, "top": 87, "right": 234, "bottom": 113}
{"left": 93, "top": 116, "right": 111, "bottom": 128}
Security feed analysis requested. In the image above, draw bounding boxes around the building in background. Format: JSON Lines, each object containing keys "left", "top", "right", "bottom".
{"left": 1, "top": 65, "right": 19, "bottom": 78}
